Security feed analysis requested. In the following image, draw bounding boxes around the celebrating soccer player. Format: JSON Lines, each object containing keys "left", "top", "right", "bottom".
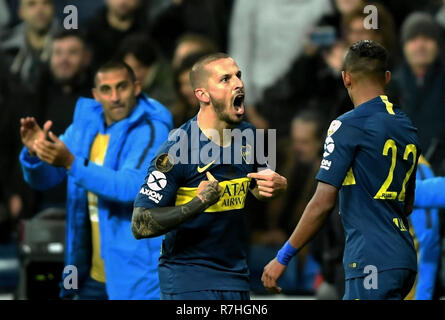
{"left": 262, "top": 40, "right": 420, "bottom": 300}
{"left": 132, "top": 53, "right": 288, "bottom": 300}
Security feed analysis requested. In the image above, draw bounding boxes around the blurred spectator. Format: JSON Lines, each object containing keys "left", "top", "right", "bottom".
{"left": 0, "top": 0, "right": 11, "bottom": 30}
{"left": 172, "top": 33, "right": 218, "bottom": 69}
{"left": 85, "top": 0, "right": 148, "bottom": 71}
{"left": 249, "top": 111, "right": 325, "bottom": 245}
{"left": 116, "top": 33, "right": 175, "bottom": 108}
{"left": 255, "top": 41, "right": 350, "bottom": 139}
{"left": 37, "top": 30, "right": 93, "bottom": 137}
{"left": 229, "top": 0, "right": 332, "bottom": 107}
{"left": 275, "top": 111, "right": 326, "bottom": 238}
{"left": 0, "top": 52, "right": 16, "bottom": 244}
{"left": 437, "top": 0, "right": 445, "bottom": 29}
{"left": 18, "top": 61, "right": 173, "bottom": 299}
{"left": 0, "top": 0, "right": 59, "bottom": 90}
{"left": 389, "top": 12, "right": 445, "bottom": 174}
{"left": 317, "top": 0, "right": 365, "bottom": 40}
{"left": 170, "top": 52, "right": 216, "bottom": 128}
{"left": 5, "top": 30, "right": 93, "bottom": 219}
{"left": 334, "top": 0, "right": 364, "bottom": 20}
{"left": 150, "top": 0, "right": 233, "bottom": 59}
{"left": 247, "top": 110, "right": 325, "bottom": 294}
{"left": 311, "top": 202, "right": 344, "bottom": 299}
{"left": 52, "top": 0, "right": 104, "bottom": 25}
{"left": 342, "top": 2, "right": 398, "bottom": 62}
{"left": 374, "top": 0, "right": 439, "bottom": 33}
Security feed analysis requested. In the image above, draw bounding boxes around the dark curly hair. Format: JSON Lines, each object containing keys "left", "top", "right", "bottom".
{"left": 343, "top": 40, "right": 388, "bottom": 82}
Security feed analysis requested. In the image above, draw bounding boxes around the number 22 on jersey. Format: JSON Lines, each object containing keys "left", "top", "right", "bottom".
{"left": 374, "top": 139, "right": 417, "bottom": 201}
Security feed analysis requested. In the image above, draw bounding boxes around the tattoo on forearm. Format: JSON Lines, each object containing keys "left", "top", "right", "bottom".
{"left": 131, "top": 207, "right": 164, "bottom": 239}
{"left": 132, "top": 197, "right": 210, "bottom": 239}
{"left": 198, "top": 181, "right": 220, "bottom": 206}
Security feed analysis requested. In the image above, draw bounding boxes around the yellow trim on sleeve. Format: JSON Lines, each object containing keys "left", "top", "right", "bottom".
{"left": 380, "top": 95, "right": 395, "bottom": 115}
{"left": 342, "top": 167, "right": 356, "bottom": 186}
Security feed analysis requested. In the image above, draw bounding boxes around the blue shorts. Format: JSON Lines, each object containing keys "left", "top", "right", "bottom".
{"left": 343, "top": 268, "right": 416, "bottom": 300}
{"left": 161, "top": 290, "right": 250, "bottom": 300}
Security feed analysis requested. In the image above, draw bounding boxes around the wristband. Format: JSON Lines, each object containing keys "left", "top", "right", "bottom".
{"left": 276, "top": 241, "right": 298, "bottom": 266}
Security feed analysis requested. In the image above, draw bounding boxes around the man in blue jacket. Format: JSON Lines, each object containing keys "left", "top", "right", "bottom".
{"left": 406, "top": 156, "right": 443, "bottom": 300}
{"left": 19, "top": 61, "right": 173, "bottom": 299}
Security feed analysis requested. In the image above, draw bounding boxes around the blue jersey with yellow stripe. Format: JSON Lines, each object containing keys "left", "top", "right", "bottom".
{"left": 316, "top": 95, "right": 419, "bottom": 280}
{"left": 134, "top": 116, "right": 259, "bottom": 294}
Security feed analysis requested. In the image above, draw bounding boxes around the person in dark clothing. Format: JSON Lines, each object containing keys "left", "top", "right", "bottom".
{"left": 247, "top": 110, "right": 325, "bottom": 294}
{"left": 150, "top": 0, "right": 233, "bottom": 60}
{"left": 170, "top": 51, "right": 216, "bottom": 128}
{"left": 5, "top": 30, "right": 93, "bottom": 215}
{"left": 0, "top": 52, "right": 19, "bottom": 243}
{"left": 311, "top": 202, "right": 345, "bottom": 299}
{"left": 256, "top": 41, "right": 351, "bottom": 140}
{"left": 85, "top": 0, "right": 148, "bottom": 72}
{"left": 389, "top": 12, "right": 445, "bottom": 175}
{"left": 115, "top": 33, "right": 175, "bottom": 108}
{"left": 0, "top": 0, "right": 60, "bottom": 91}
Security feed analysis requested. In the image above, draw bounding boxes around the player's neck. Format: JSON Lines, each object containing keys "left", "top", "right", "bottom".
{"left": 197, "top": 108, "right": 232, "bottom": 147}
{"left": 351, "top": 84, "right": 386, "bottom": 108}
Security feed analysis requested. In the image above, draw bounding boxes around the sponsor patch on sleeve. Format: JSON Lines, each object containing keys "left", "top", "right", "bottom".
{"left": 327, "top": 120, "right": 342, "bottom": 136}
{"left": 323, "top": 136, "right": 335, "bottom": 158}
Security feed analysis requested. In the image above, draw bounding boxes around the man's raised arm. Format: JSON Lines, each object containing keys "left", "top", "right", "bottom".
{"left": 132, "top": 172, "right": 221, "bottom": 239}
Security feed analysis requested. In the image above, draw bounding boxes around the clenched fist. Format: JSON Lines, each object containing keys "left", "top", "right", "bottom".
{"left": 197, "top": 171, "right": 222, "bottom": 207}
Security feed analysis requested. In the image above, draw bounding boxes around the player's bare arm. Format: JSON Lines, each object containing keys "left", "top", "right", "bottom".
{"left": 132, "top": 172, "right": 222, "bottom": 239}
{"left": 261, "top": 181, "right": 337, "bottom": 293}
{"left": 248, "top": 169, "right": 287, "bottom": 200}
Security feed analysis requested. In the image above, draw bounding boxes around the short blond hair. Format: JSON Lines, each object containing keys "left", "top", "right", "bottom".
{"left": 189, "top": 52, "right": 231, "bottom": 90}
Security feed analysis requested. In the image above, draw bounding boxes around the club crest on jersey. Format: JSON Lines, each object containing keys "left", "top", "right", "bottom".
{"left": 241, "top": 144, "right": 253, "bottom": 164}
{"left": 327, "top": 120, "right": 342, "bottom": 136}
{"left": 323, "top": 136, "right": 335, "bottom": 158}
{"left": 155, "top": 153, "right": 174, "bottom": 173}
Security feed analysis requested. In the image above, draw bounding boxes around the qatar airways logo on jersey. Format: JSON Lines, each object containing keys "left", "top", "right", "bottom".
{"left": 165, "top": 121, "right": 276, "bottom": 171}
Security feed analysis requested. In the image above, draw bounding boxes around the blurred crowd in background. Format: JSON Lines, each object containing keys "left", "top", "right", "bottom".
{"left": 1, "top": 0, "right": 445, "bottom": 299}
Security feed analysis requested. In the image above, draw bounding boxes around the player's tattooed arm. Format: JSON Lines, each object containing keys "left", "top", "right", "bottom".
{"left": 132, "top": 173, "right": 221, "bottom": 239}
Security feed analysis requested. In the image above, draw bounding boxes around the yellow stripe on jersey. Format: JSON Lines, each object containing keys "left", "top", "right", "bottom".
{"left": 342, "top": 167, "right": 356, "bottom": 186}
{"left": 380, "top": 95, "right": 395, "bottom": 115}
{"left": 88, "top": 133, "right": 109, "bottom": 283}
{"left": 175, "top": 177, "right": 251, "bottom": 212}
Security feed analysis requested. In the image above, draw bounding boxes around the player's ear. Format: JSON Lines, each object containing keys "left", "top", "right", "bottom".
{"left": 133, "top": 80, "right": 142, "bottom": 96}
{"left": 384, "top": 71, "right": 391, "bottom": 85}
{"left": 195, "top": 88, "right": 210, "bottom": 104}
{"left": 342, "top": 71, "right": 351, "bottom": 88}
{"left": 92, "top": 88, "right": 99, "bottom": 101}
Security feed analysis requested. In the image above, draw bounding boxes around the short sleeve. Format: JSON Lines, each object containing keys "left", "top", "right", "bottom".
{"left": 316, "top": 119, "right": 361, "bottom": 188}
{"left": 133, "top": 150, "right": 182, "bottom": 209}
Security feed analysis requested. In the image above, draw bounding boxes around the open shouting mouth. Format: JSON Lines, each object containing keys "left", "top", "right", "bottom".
{"left": 232, "top": 92, "right": 245, "bottom": 115}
